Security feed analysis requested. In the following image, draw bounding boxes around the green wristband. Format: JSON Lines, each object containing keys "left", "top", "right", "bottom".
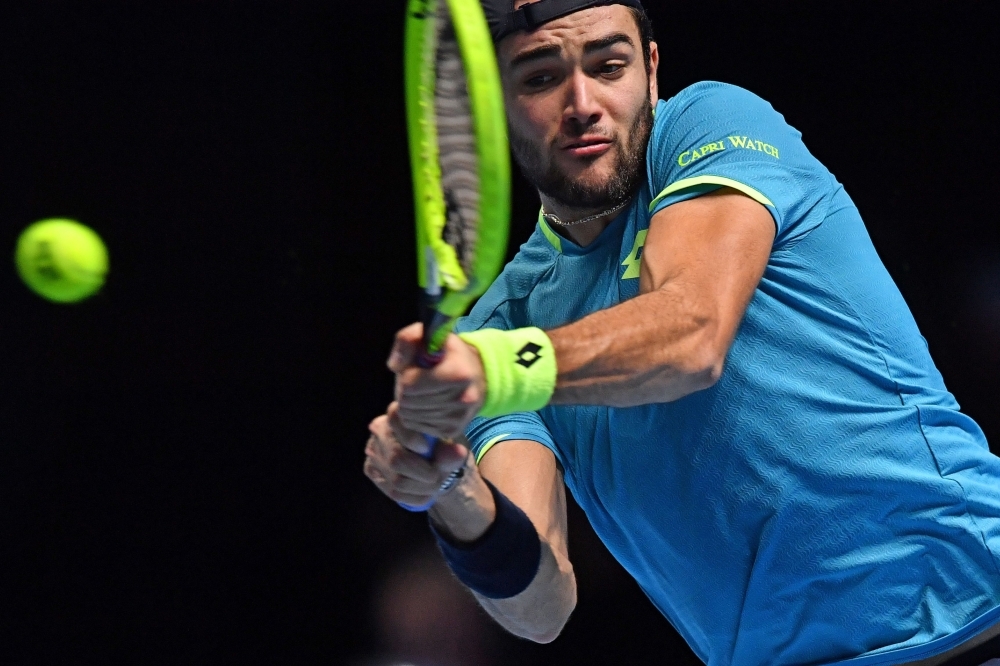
{"left": 458, "top": 327, "right": 557, "bottom": 418}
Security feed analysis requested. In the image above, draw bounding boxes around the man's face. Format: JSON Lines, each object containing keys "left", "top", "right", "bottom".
{"left": 498, "top": 4, "right": 658, "bottom": 211}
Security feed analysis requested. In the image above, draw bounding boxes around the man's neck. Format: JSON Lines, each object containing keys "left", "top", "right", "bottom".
{"left": 540, "top": 194, "right": 630, "bottom": 247}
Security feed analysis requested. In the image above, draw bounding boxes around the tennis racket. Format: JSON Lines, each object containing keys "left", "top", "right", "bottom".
{"left": 402, "top": 0, "right": 511, "bottom": 510}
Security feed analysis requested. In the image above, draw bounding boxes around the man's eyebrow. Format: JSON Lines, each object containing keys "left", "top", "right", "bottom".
{"left": 584, "top": 32, "right": 635, "bottom": 55}
{"left": 509, "top": 43, "right": 562, "bottom": 70}
{"left": 508, "top": 33, "right": 636, "bottom": 70}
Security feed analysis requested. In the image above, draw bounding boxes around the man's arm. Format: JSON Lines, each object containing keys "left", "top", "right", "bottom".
{"left": 460, "top": 440, "right": 574, "bottom": 643}
{"left": 549, "top": 188, "right": 775, "bottom": 406}
{"left": 364, "top": 410, "right": 575, "bottom": 642}
{"left": 391, "top": 189, "right": 775, "bottom": 438}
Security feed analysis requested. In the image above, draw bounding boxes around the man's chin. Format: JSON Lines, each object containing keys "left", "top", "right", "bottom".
{"left": 553, "top": 158, "right": 620, "bottom": 191}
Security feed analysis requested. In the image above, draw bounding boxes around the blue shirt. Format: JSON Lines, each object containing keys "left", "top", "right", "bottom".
{"left": 454, "top": 82, "right": 1000, "bottom": 666}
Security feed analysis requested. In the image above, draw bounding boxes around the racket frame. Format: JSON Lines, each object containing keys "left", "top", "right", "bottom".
{"left": 400, "top": 0, "right": 511, "bottom": 510}
{"left": 405, "top": 0, "right": 511, "bottom": 356}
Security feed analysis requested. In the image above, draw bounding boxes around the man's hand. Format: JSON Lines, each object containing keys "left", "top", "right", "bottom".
{"left": 388, "top": 323, "right": 486, "bottom": 440}
{"left": 363, "top": 402, "right": 468, "bottom": 508}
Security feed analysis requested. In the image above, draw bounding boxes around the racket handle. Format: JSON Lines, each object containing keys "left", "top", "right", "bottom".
{"left": 414, "top": 345, "right": 444, "bottom": 460}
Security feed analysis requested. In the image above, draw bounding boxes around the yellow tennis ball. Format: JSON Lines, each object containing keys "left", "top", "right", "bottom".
{"left": 15, "top": 218, "right": 109, "bottom": 303}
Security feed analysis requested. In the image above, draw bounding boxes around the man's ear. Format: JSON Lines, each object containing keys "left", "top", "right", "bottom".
{"left": 648, "top": 41, "right": 659, "bottom": 104}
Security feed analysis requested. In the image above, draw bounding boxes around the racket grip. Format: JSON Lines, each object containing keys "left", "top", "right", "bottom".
{"left": 419, "top": 433, "right": 438, "bottom": 460}
{"left": 416, "top": 348, "right": 444, "bottom": 369}
{"left": 415, "top": 343, "right": 444, "bottom": 461}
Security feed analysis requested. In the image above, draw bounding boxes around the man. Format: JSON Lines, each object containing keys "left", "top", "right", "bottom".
{"left": 363, "top": 1, "right": 1000, "bottom": 664}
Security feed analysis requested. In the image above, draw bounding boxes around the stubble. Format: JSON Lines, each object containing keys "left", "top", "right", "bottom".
{"left": 509, "top": 95, "right": 654, "bottom": 212}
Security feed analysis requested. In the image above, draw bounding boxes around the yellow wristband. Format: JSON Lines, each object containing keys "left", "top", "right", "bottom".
{"left": 458, "top": 327, "right": 556, "bottom": 418}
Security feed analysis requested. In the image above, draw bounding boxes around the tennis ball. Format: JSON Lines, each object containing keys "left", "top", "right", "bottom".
{"left": 15, "top": 218, "right": 109, "bottom": 303}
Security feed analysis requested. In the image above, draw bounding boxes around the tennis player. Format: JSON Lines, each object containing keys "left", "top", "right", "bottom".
{"left": 363, "top": 1, "right": 1000, "bottom": 664}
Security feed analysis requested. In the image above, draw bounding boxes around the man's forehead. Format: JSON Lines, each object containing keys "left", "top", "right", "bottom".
{"left": 500, "top": 4, "right": 637, "bottom": 60}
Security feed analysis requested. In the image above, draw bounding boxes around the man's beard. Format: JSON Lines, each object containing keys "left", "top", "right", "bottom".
{"left": 509, "top": 96, "right": 653, "bottom": 212}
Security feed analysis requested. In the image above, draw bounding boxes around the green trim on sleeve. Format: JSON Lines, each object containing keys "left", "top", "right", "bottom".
{"left": 538, "top": 214, "right": 563, "bottom": 253}
{"left": 475, "top": 433, "right": 513, "bottom": 464}
{"left": 649, "top": 175, "right": 774, "bottom": 213}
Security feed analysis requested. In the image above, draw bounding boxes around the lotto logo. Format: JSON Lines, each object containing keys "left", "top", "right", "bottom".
{"left": 515, "top": 343, "right": 542, "bottom": 368}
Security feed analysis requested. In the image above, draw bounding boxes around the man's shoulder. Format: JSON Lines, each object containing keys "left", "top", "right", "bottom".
{"left": 647, "top": 82, "right": 771, "bottom": 165}
{"left": 657, "top": 81, "right": 772, "bottom": 118}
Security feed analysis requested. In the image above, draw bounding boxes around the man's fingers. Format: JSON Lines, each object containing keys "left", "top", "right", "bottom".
{"left": 364, "top": 443, "right": 444, "bottom": 491}
{"left": 387, "top": 323, "right": 424, "bottom": 373}
{"left": 387, "top": 403, "right": 435, "bottom": 455}
{"left": 394, "top": 399, "right": 473, "bottom": 414}
{"left": 396, "top": 381, "right": 469, "bottom": 400}
{"left": 396, "top": 404, "right": 475, "bottom": 437}
{"left": 362, "top": 456, "right": 386, "bottom": 484}
{"left": 368, "top": 414, "right": 394, "bottom": 449}
{"left": 386, "top": 446, "right": 439, "bottom": 484}
{"left": 369, "top": 408, "right": 437, "bottom": 476}
{"left": 398, "top": 420, "right": 465, "bottom": 441}
{"left": 395, "top": 369, "right": 472, "bottom": 403}
{"left": 388, "top": 490, "right": 437, "bottom": 507}
{"left": 363, "top": 460, "right": 433, "bottom": 505}
{"left": 433, "top": 440, "right": 470, "bottom": 473}
{"left": 364, "top": 411, "right": 473, "bottom": 507}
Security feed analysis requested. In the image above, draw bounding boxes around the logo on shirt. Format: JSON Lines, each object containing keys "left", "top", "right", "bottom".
{"left": 621, "top": 230, "right": 648, "bottom": 280}
{"left": 727, "top": 135, "right": 780, "bottom": 159}
{"left": 677, "top": 136, "right": 780, "bottom": 167}
{"left": 515, "top": 343, "right": 543, "bottom": 368}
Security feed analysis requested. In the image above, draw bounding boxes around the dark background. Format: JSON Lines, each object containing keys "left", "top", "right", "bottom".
{"left": 0, "top": 1, "right": 997, "bottom": 663}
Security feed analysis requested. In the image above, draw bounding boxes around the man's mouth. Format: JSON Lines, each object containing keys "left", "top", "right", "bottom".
{"left": 561, "top": 136, "right": 613, "bottom": 158}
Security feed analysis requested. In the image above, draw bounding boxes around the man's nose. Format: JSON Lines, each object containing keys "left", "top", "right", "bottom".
{"left": 562, "top": 70, "right": 602, "bottom": 129}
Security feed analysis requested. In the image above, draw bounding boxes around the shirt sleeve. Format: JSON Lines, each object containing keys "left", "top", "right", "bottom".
{"left": 647, "top": 81, "right": 833, "bottom": 246}
{"left": 464, "top": 412, "right": 561, "bottom": 466}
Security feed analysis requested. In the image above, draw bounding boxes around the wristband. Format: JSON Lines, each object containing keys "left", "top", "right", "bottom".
{"left": 458, "top": 327, "right": 556, "bottom": 418}
{"left": 431, "top": 479, "right": 542, "bottom": 599}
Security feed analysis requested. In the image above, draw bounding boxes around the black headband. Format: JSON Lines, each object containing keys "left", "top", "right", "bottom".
{"left": 481, "top": 0, "right": 645, "bottom": 42}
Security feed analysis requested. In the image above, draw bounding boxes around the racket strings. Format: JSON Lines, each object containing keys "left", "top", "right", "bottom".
{"left": 434, "top": 2, "right": 480, "bottom": 284}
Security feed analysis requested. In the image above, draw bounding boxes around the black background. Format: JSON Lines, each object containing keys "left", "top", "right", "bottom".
{"left": 1, "top": 2, "right": 998, "bottom": 664}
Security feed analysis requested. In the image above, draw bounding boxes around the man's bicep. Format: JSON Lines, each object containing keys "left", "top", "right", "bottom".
{"left": 479, "top": 440, "right": 568, "bottom": 556}
{"left": 640, "top": 189, "right": 774, "bottom": 343}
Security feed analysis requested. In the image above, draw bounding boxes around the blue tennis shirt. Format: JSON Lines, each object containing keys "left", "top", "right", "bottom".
{"left": 454, "top": 82, "right": 1000, "bottom": 666}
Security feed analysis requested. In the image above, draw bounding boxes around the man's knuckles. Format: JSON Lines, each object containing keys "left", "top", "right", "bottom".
{"left": 386, "top": 445, "right": 424, "bottom": 472}
{"left": 433, "top": 442, "right": 469, "bottom": 470}
{"left": 362, "top": 457, "right": 387, "bottom": 485}
{"left": 387, "top": 323, "right": 424, "bottom": 372}
{"left": 368, "top": 415, "right": 393, "bottom": 444}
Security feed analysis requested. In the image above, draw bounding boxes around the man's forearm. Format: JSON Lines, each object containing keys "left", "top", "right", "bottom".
{"left": 428, "top": 459, "right": 497, "bottom": 542}
{"left": 430, "top": 466, "right": 576, "bottom": 643}
{"left": 475, "top": 538, "right": 576, "bottom": 643}
{"left": 548, "top": 282, "right": 726, "bottom": 407}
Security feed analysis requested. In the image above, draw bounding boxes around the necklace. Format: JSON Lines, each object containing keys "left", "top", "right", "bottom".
{"left": 541, "top": 198, "right": 631, "bottom": 227}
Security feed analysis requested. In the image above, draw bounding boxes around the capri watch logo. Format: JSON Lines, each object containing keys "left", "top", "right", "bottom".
{"left": 677, "top": 136, "right": 780, "bottom": 167}
{"left": 621, "top": 230, "right": 648, "bottom": 279}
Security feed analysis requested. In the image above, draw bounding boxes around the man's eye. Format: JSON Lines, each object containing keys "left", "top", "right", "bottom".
{"left": 524, "top": 74, "right": 554, "bottom": 87}
{"left": 599, "top": 63, "right": 624, "bottom": 76}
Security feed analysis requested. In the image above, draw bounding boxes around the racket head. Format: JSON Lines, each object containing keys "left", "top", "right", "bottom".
{"left": 405, "top": 0, "right": 511, "bottom": 353}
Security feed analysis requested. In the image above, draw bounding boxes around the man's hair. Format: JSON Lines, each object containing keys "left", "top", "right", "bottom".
{"left": 486, "top": 1, "right": 655, "bottom": 72}
{"left": 629, "top": 7, "right": 655, "bottom": 76}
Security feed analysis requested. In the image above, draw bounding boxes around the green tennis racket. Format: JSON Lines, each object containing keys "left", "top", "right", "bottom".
{"left": 402, "top": 0, "right": 511, "bottom": 509}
